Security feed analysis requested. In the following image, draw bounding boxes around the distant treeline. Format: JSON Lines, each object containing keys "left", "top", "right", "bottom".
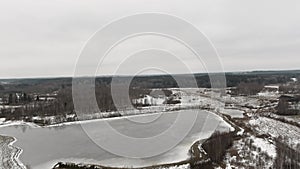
{"left": 1, "top": 71, "right": 299, "bottom": 123}
{"left": 1, "top": 71, "right": 299, "bottom": 94}
{"left": 0, "top": 85, "right": 153, "bottom": 122}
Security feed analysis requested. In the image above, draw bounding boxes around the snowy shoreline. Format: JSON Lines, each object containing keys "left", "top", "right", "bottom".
{"left": 0, "top": 135, "right": 26, "bottom": 169}
{"left": 9, "top": 137, "right": 26, "bottom": 169}
{"left": 0, "top": 104, "right": 214, "bottom": 129}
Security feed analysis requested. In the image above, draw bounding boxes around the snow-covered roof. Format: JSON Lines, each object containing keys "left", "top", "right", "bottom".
{"left": 264, "top": 85, "right": 279, "bottom": 89}
{"left": 291, "top": 78, "right": 298, "bottom": 82}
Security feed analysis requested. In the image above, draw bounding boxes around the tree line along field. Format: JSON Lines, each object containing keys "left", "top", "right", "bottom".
{"left": 1, "top": 70, "right": 299, "bottom": 93}
{"left": 0, "top": 70, "right": 299, "bottom": 124}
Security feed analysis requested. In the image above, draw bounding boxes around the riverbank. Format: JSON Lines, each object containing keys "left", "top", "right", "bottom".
{"left": 51, "top": 140, "right": 211, "bottom": 169}
{"left": 0, "top": 135, "right": 25, "bottom": 169}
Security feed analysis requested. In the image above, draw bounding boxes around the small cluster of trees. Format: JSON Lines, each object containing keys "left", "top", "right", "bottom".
{"left": 236, "top": 137, "right": 273, "bottom": 168}
{"left": 234, "top": 82, "right": 264, "bottom": 96}
{"left": 0, "top": 84, "right": 164, "bottom": 123}
{"left": 7, "top": 92, "right": 33, "bottom": 105}
{"left": 274, "top": 137, "right": 300, "bottom": 169}
{"left": 277, "top": 95, "right": 300, "bottom": 115}
{"left": 202, "top": 131, "right": 234, "bottom": 163}
{"left": 279, "top": 84, "right": 300, "bottom": 94}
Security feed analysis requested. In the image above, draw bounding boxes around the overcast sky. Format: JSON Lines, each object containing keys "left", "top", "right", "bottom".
{"left": 0, "top": 0, "right": 300, "bottom": 78}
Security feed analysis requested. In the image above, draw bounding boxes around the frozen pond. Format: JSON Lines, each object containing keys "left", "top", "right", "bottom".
{"left": 0, "top": 110, "right": 232, "bottom": 169}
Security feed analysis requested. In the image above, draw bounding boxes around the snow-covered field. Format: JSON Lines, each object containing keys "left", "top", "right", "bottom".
{"left": 251, "top": 136, "right": 276, "bottom": 158}
{"left": 224, "top": 135, "right": 275, "bottom": 169}
{"left": 276, "top": 115, "right": 300, "bottom": 125}
{"left": 249, "top": 117, "right": 300, "bottom": 148}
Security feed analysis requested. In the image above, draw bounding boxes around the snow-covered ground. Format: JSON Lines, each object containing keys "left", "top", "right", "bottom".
{"left": 249, "top": 117, "right": 300, "bottom": 148}
{"left": 0, "top": 105, "right": 22, "bottom": 110}
{"left": 158, "top": 164, "right": 190, "bottom": 169}
{"left": 224, "top": 135, "right": 275, "bottom": 169}
{"left": 0, "top": 135, "right": 26, "bottom": 169}
{"left": 0, "top": 120, "right": 39, "bottom": 129}
{"left": 219, "top": 109, "right": 244, "bottom": 118}
{"left": 250, "top": 136, "right": 276, "bottom": 158}
{"left": 269, "top": 114, "right": 300, "bottom": 125}
{"left": 284, "top": 115, "right": 300, "bottom": 125}
{"left": 0, "top": 118, "right": 5, "bottom": 124}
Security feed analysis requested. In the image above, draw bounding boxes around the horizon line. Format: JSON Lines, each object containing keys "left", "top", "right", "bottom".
{"left": 0, "top": 68, "right": 299, "bottom": 80}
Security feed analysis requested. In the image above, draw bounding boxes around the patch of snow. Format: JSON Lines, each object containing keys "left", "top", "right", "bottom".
{"left": 158, "top": 164, "right": 190, "bottom": 169}
{"left": 237, "top": 127, "right": 244, "bottom": 136}
{"left": 250, "top": 136, "right": 276, "bottom": 158}
{"left": 249, "top": 117, "right": 300, "bottom": 148}
{"left": 225, "top": 163, "right": 232, "bottom": 169}
{"left": 221, "top": 109, "right": 244, "bottom": 118}
{"left": 291, "top": 78, "right": 298, "bottom": 82}
{"left": 0, "top": 121, "right": 39, "bottom": 128}
{"left": 0, "top": 118, "right": 5, "bottom": 125}
{"left": 264, "top": 85, "right": 279, "bottom": 89}
{"left": 0, "top": 105, "right": 22, "bottom": 110}
{"left": 213, "top": 113, "right": 235, "bottom": 132}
